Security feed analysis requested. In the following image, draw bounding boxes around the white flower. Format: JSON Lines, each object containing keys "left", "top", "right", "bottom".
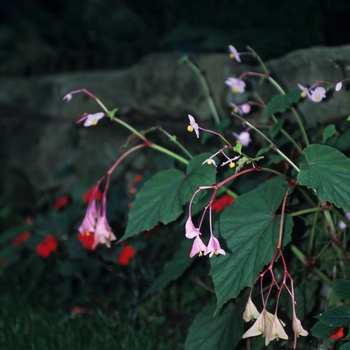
{"left": 233, "top": 131, "right": 252, "bottom": 147}
{"left": 228, "top": 45, "right": 241, "bottom": 62}
{"left": 335, "top": 82, "right": 343, "bottom": 91}
{"left": 309, "top": 87, "right": 326, "bottom": 103}
{"left": 84, "top": 112, "right": 105, "bottom": 127}
{"left": 243, "top": 297, "right": 260, "bottom": 322}
{"left": 187, "top": 114, "right": 200, "bottom": 138}
{"left": 202, "top": 158, "right": 217, "bottom": 167}
{"left": 225, "top": 78, "right": 246, "bottom": 93}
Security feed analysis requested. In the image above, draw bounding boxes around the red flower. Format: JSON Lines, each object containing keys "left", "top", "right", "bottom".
{"left": 329, "top": 327, "right": 344, "bottom": 339}
{"left": 128, "top": 174, "right": 144, "bottom": 196}
{"left": 77, "top": 231, "right": 96, "bottom": 251}
{"left": 118, "top": 243, "right": 135, "bottom": 265}
{"left": 212, "top": 194, "right": 234, "bottom": 213}
{"left": 83, "top": 187, "right": 102, "bottom": 204}
{"left": 12, "top": 231, "right": 31, "bottom": 246}
{"left": 54, "top": 195, "right": 70, "bottom": 211}
{"left": 35, "top": 235, "right": 58, "bottom": 258}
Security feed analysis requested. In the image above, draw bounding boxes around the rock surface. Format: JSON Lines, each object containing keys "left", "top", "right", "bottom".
{"left": 2, "top": 45, "right": 350, "bottom": 209}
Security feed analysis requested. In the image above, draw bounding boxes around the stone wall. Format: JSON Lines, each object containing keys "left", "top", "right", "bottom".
{"left": 2, "top": 45, "right": 350, "bottom": 209}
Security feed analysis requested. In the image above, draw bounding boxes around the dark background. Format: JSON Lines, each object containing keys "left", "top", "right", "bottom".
{"left": 2, "top": 0, "right": 350, "bottom": 75}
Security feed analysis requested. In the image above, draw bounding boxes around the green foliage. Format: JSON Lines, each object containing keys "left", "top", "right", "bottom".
{"left": 145, "top": 239, "right": 194, "bottom": 296}
{"left": 316, "top": 305, "right": 350, "bottom": 327}
{"left": 297, "top": 144, "right": 350, "bottom": 211}
{"left": 184, "top": 303, "right": 244, "bottom": 350}
{"left": 124, "top": 153, "right": 216, "bottom": 239}
{"left": 333, "top": 279, "right": 350, "bottom": 300}
{"left": 261, "top": 89, "right": 302, "bottom": 119}
{"left": 211, "top": 179, "right": 293, "bottom": 312}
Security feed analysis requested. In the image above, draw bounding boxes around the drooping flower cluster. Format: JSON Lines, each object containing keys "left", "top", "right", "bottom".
{"left": 78, "top": 181, "right": 116, "bottom": 250}
{"left": 242, "top": 249, "right": 308, "bottom": 348}
{"left": 185, "top": 183, "right": 230, "bottom": 258}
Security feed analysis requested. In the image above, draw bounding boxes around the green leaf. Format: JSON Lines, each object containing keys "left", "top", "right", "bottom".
{"left": 124, "top": 153, "right": 216, "bottom": 239}
{"left": 287, "top": 281, "right": 318, "bottom": 319}
{"left": 106, "top": 107, "right": 118, "bottom": 119}
{"left": 311, "top": 320, "right": 339, "bottom": 338}
{"left": 145, "top": 239, "right": 194, "bottom": 296}
{"left": 184, "top": 303, "right": 243, "bottom": 350}
{"left": 333, "top": 279, "right": 350, "bottom": 300}
{"left": 269, "top": 119, "right": 284, "bottom": 139}
{"left": 322, "top": 124, "right": 336, "bottom": 143}
{"left": 297, "top": 144, "right": 350, "bottom": 211}
{"left": 261, "top": 88, "right": 302, "bottom": 119}
{"left": 340, "top": 341, "right": 350, "bottom": 350}
{"left": 316, "top": 305, "right": 350, "bottom": 327}
{"left": 233, "top": 143, "right": 242, "bottom": 155}
{"left": 210, "top": 179, "right": 293, "bottom": 312}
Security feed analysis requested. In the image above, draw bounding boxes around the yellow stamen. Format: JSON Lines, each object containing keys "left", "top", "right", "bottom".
{"left": 92, "top": 120, "right": 98, "bottom": 126}
{"left": 236, "top": 140, "right": 241, "bottom": 144}
{"left": 301, "top": 92, "right": 307, "bottom": 98}
{"left": 215, "top": 252, "right": 219, "bottom": 255}
{"left": 314, "top": 95, "right": 320, "bottom": 100}
{"left": 85, "top": 231, "right": 90, "bottom": 236}
{"left": 187, "top": 125, "right": 194, "bottom": 133}
{"left": 229, "top": 53, "right": 235, "bottom": 59}
{"left": 233, "top": 108, "right": 238, "bottom": 113}
{"left": 232, "top": 88, "right": 240, "bottom": 93}
{"left": 199, "top": 252, "right": 203, "bottom": 257}
{"left": 229, "top": 162, "right": 235, "bottom": 168}
{"left": 207, "top": 160, "right": 212, "bottom": 165}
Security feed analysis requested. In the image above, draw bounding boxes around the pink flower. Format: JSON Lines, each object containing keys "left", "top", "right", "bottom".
{"left": 225, "top": 78, "right": 246, "bottom": 93}
{"left": 185, "top": 217, "right": 201, "bottom": 239}
{"left": 205, "top": 234, "right": 225, "bottom": 258}
{"left": 189, "top": 235, "right": 207, "bottom": 258}
{"left": 230, "top": 102, "right": 251, "bottom": 115}
{"left": 309, "top": 87, "right": 326, "bottom": 102}
{"left": 297, "top": 84, "right": 326, "bottom": 103}
{"left": 93, "top": 197, "right": 116, "bottom": 248}
{"left": 78, "top": 200, "right": 98, "bottom": 235}
{"left": 228, "top": 45, "right": 241, "bottom": 62}
{"left": 63, "top": 93, "right": 73, "bottom": 102}
{"left": 233, "top": 131, "right": 252, "bottom": 147}
{"left": 335, "top": 82, "right": 343, "bottom": 91}
{"left": 187, "top": 115, "right": 199, "bottom": 138}
{"left": 185, "top": 217, "right": 206, "bottom": 257}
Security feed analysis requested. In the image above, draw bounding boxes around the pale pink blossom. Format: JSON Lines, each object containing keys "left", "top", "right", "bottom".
{"left": 228, "top": 45, "right": 241, "bottom": 62}
{"left": 83, "top": 112, "right": 105, "bottom": 127}
{"left": 335, "top": 81, "right": 343, "bottom": 91}
{"left": 185, "top": 217, "right": 201, "bottom": 239}
{"left": 189, "top": 235, "right": 207, "bottom": 257}
{"left": 188, "top": 114, "right": 199, "bottom": 138}
{"left": 233, "top": 131, "right": 252, "bottom": 147}
{"left": 309, "top": 87, "right": 326, "bottom": 102}
{"left": 205, "top": 234, "right": 226, "bottom": 258}
{"left": 230, "top": 102, "right": 251, "bottom": 115}
{"left": 225, "top": 78, "right": 246, "bottom": 93}
{"left": 93, "top": 197, "right": 116, "bottom": 248}
{"left": 78, "top": 200, "right": 98, "bottom": 234}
